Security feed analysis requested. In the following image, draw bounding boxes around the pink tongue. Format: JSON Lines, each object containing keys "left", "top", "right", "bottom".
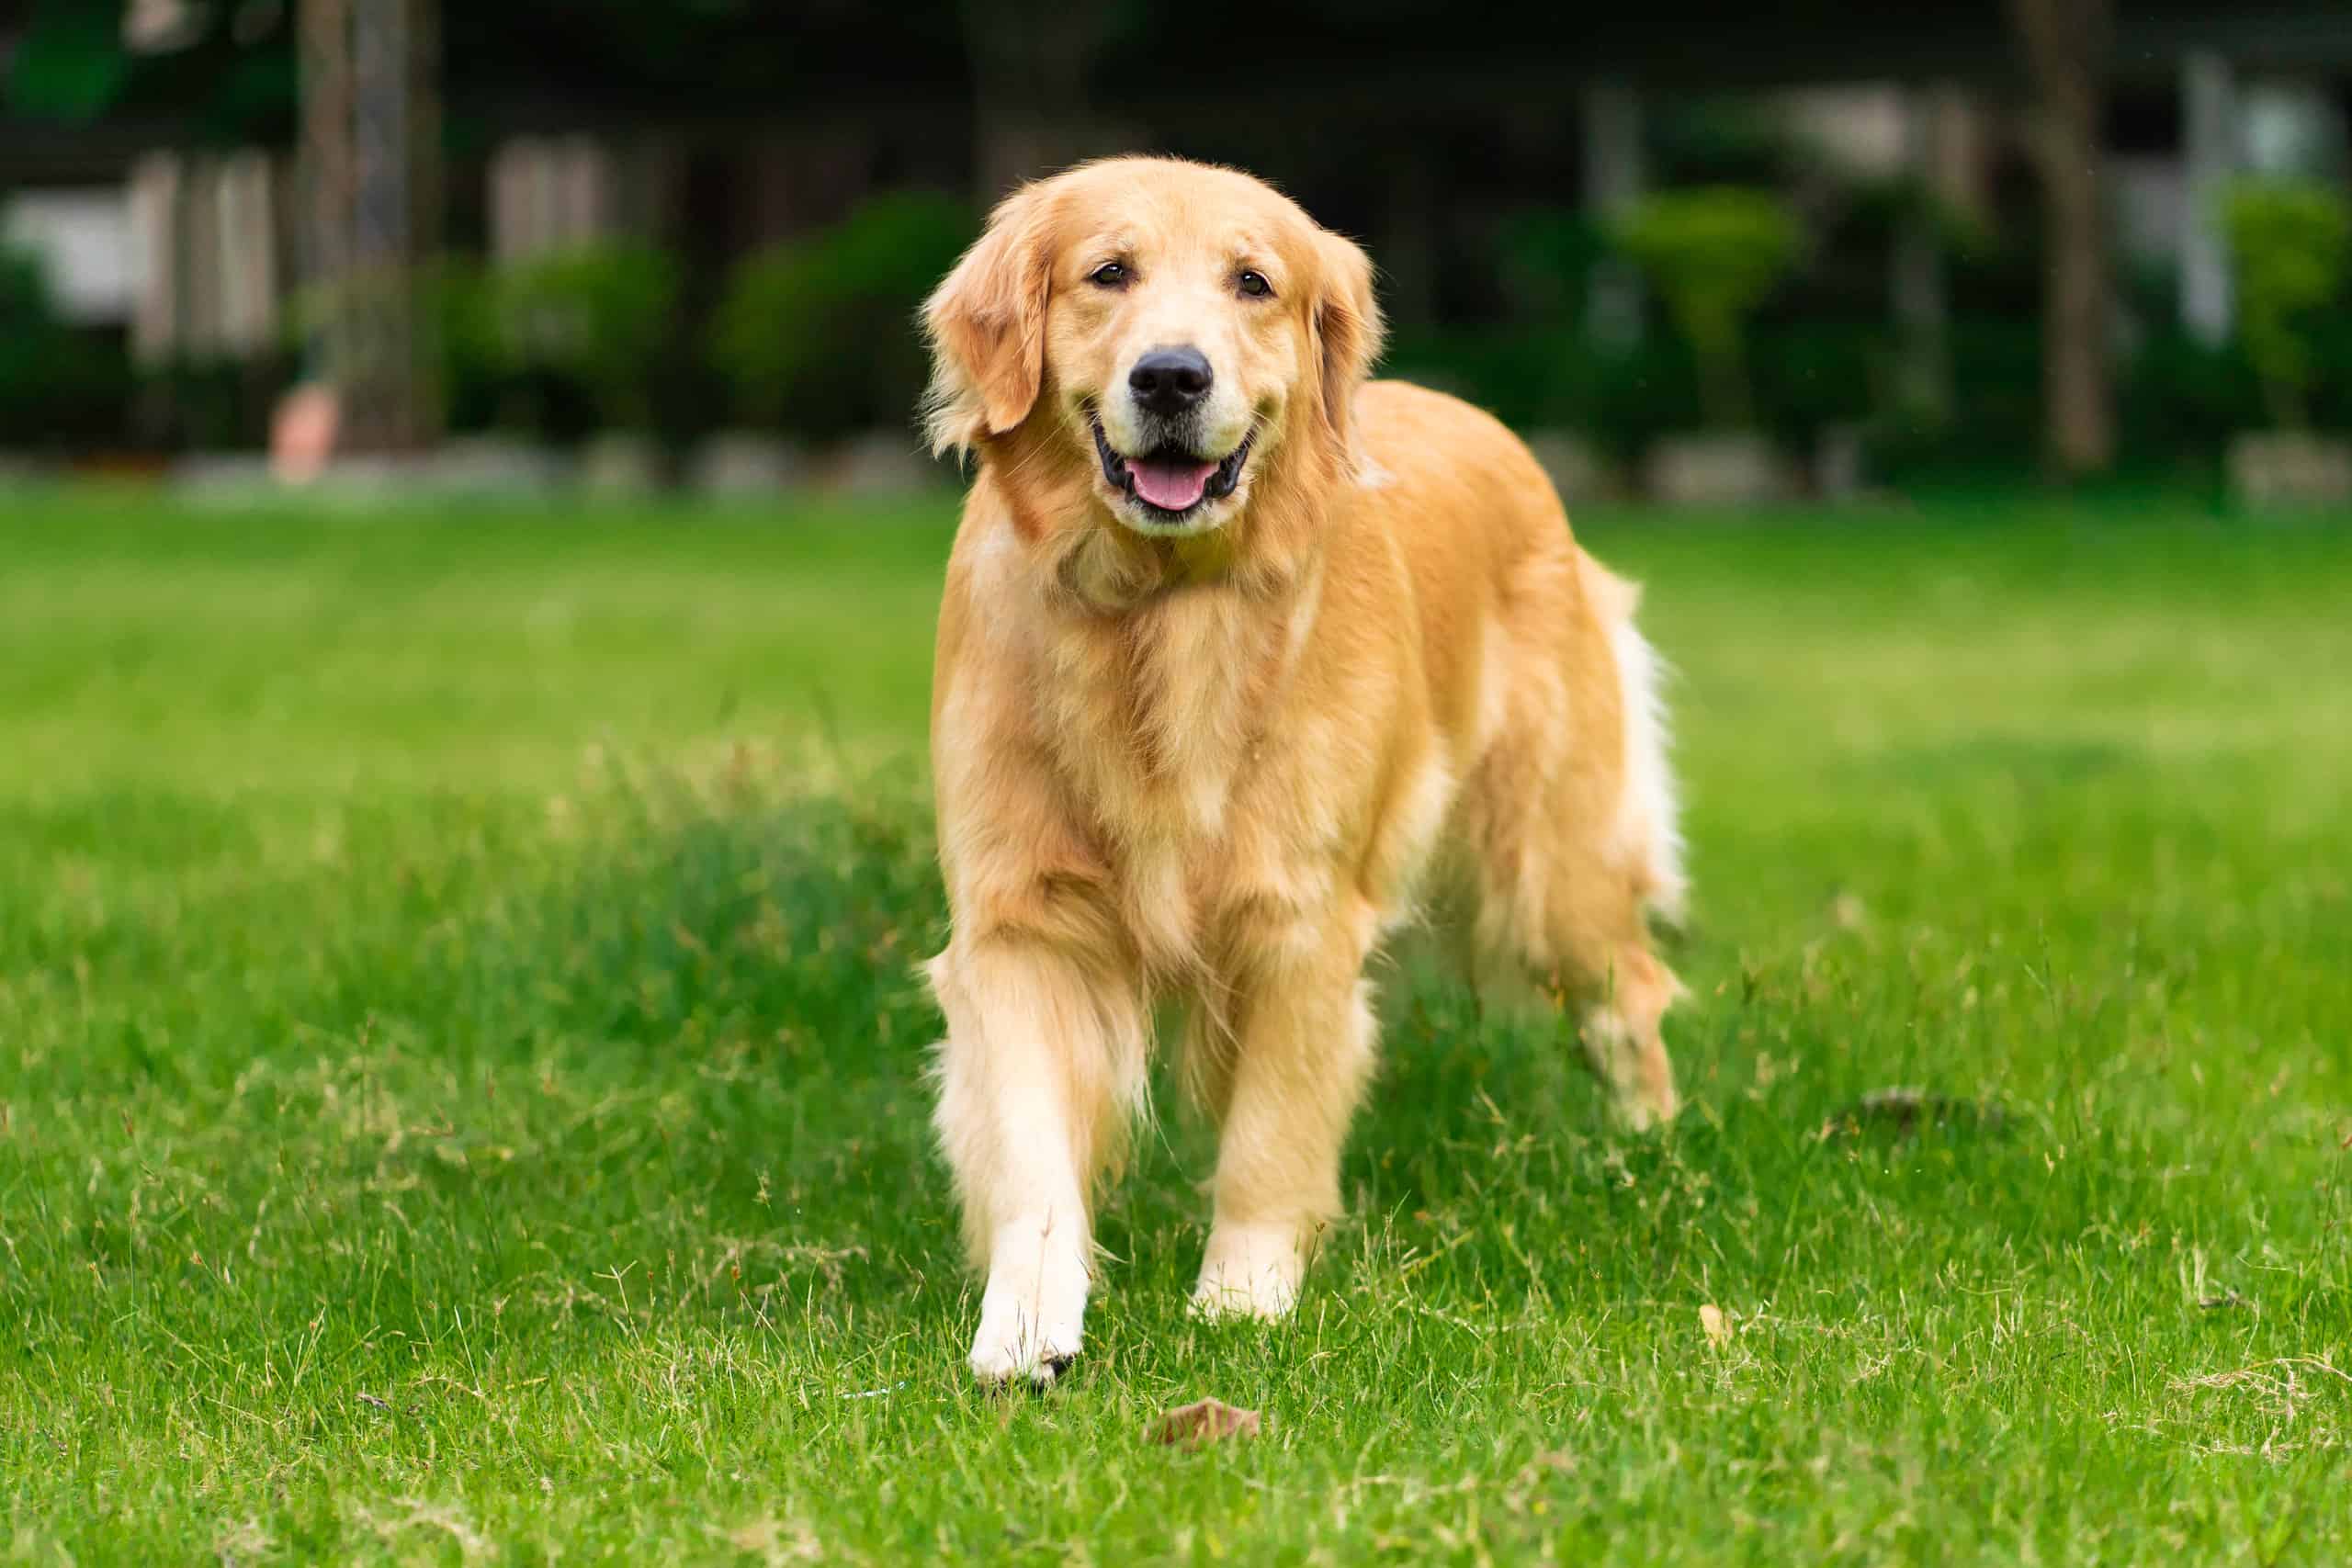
{"left": 1130, "top": 456, "right": 1217, "bottom": 511}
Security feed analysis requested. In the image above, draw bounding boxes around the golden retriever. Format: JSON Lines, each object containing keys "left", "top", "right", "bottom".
{"left": 921, "top": 157, "right": 1684, "bottom": 1382}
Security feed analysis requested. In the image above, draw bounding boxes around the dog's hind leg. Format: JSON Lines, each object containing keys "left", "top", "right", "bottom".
{"left": 929, "top": 935, "right": 1148, "bottom": 1383}
{"left": 1465, "top": 874, "right": 1683, "bottom": 1131}
{"left": 1459, "top": 563, "right": 1685, "bottom": 1129}
{"left": 1562, "top": 936, "right": 1683, "bottom": 1131}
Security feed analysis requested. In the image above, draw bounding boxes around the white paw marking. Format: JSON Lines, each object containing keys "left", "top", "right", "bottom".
{"left": 1191, "top": 1223, "right": 1305, "bottom": 1322}
{"left": 967, "top": 1219, "right": 1090, "bottom": 1384}
{"left": 1610, "top": 1077, "right": 1679, "bottom": 1133}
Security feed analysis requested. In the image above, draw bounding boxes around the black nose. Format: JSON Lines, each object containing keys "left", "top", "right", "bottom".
{"left": 1128, "top": 347, "right": 1213, "bottom": 415}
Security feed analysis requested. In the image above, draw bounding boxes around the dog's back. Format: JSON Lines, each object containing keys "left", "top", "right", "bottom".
{"left": 1335, "top": 379, "right": 1686, "bottom": 1116}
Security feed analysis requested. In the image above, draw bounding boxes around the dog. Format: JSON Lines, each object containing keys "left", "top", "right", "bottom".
{"left": 920, "top": 158, "right": 1684, "bottom": 1382}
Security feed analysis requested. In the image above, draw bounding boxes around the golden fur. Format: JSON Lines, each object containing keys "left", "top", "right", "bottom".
{"left": 921, "top": 158, "right": 1684, "bottom": 1382}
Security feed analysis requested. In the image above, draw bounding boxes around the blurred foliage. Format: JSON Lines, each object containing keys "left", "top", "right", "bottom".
{"left": 1493, "top": 209, "right": 1609, "bottom": 322}
{"left": 2219, "top": 180, "right": 2352, "bottom": 430}
{"left": 1388, "top": 295, "right": 2352, "bottom": 485}
{"left": 497, "top": 243, "right": 683, "bottom": 432}
{"left": 0, "top": 243, "right": 132, "bottom": 447}
{"left": 708, "top": 192, "right": 975, "bottom": 441}
{"left": 427, "top": 257, "right": 510, "bottom": 434}
{"left": 1866, "top": 317, "right": 2040, "bottom": 479}
{"left": 1385, "top": 319, "right": 1883, "bottom": 460}
{"left": 6, "top": 0, "right": 295, "bottom": 141}
{"left": 281, "top": 251, "right": 695, "bottom": 446}
{"left": 2126, "top": 318, "right": 2352, "bottom": 457}
{"left": 134, "top": 354, "right": 292, "bottom": 451}
{"left": 4, "top": 0, "right": 130, "bottom": 122}
{"left": 1837, "top": 173, "right": 1996, "bottom": 262}
{"left": 284, "top": 261, "right": 479, "bottom": 435}
{"left": 1651, "top": 99, "right": 1802, "bottom": 188}
{"left": 1611, "top": 187, "right": 1804, "bottom": 429}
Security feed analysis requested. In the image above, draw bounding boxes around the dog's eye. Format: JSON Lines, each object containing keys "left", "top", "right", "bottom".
{"left": 1089, "top": 262, "right": 1129, "bottom": 289}
{"left": 1236, "top": 270, "right": 1272, "bottom": 299}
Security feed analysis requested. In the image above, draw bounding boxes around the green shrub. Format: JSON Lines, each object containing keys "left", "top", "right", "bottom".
{"left": 1611, "top": 187, "right": 1803, "bottom": 430}
{"left": 1493, "top": 207, "right": 1607, "bottom": 322}
{"left": 282, "top": 257, "right": 516, "bottom": 436}
{"left": 0, "top": 244, "right": 73, "bottom": 437}
{"left": 1861, "top": 316, "right": 2040, "bottom": 481}
{"left": 134, "top": 355, "right": 286, "bottom": 450}
{"left": 709, "top": 192, "right": 975, "bottom": 442}
{"left": 2219, "top": 179, "right": 2352, "bottom": 429}
{"left": 428, "top": 256, "right": 508, "bottom": 432}
{"left": 0, "top": 243, "right": 130, "bottom": 447}
{"left": 497, "top": 243, "right": 681, "bottom": 430}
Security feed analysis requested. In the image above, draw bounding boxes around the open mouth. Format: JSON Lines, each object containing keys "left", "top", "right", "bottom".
{"left": 1091, "top": 416, "right": 1254, "bottom": 525}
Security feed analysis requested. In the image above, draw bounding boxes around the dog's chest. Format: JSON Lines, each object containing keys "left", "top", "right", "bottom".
{"left": 1096, "top": 755, "right": 1316, "bottom": 980}
{"left": 1037, "top": 595, "right": 1318, "bottom": 971}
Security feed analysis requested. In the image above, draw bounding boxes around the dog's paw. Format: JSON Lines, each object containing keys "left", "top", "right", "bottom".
{"left": 1190, "top": 1224, "right": 1305, "bottom": 1323}
{"left": 1609, "top": 1078, "right": 1680, "bottom": 1134}
{"left": 968, "top": 1332, "right": 1079, "bottom": 1386}
{"left": 967, "top": 1247, "right": 1089, "bottom": 1385}
{"left": 967, "top": 1305, "right": 1081, "bottom": 1385}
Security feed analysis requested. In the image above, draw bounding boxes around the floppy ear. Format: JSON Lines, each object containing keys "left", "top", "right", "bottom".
{"left": 922, "top": 184, "right": 1055, "bottom": 457}
{"left": 1312, "top": 231, "right": 1385, "bottom": 468}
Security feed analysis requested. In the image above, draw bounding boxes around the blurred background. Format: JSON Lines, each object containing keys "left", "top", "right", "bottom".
{"left": 2, "top": 0, "right": 2349, "bottom": 507}
{"left": 17, "top": 14, "right": 2352, "bottom": 1557}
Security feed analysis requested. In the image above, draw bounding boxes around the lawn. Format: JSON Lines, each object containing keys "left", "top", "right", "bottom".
{"left": 3, "top": 490, "right": 2348, "bottom": 1563}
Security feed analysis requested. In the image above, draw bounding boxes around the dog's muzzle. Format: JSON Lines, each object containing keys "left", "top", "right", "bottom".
{"left": 1091, "top": 416, "right": 1253, "bottom": 521}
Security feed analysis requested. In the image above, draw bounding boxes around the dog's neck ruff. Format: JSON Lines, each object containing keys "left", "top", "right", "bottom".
{"left": 1165, "top": 528, "right": 1238, "bottom": 586}
{"left": 1046, "top": 507, "right": 1286, "bottom": 612}
{"left": 984, "top": 423, "right": 1329, "bottom": 613}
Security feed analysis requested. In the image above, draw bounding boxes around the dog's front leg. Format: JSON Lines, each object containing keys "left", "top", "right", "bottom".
{"left": 1193, "top": 906, "right": 1378, "bottom": 1321}
{"left": 928, "top": 935, "right": 1146, "bottom": 1383}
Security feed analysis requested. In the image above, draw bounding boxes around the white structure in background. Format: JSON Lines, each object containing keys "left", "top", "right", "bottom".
{"left": 1783, "top": 69, "right": 2346, "bottom": 353}
{"left": 124, "top": 151, "right": 281, "bottom": 362}
{"left": 1773, "top": 84, "right": 1988, "bottom": 425}
{"left": 0, "top": 188, "right": 143, "bottom": 324}
{"left": 2177, "top": 53, "right": 2240, "bottom": 347}
{"left": 121, "top": 0, "right": 207, "bottom": 53}
{"left": 1580, "top": 84, "right": 1646, "bottom": 350}
{"left": 2245, "top": 80, "right": 2350, "bottom": 178}
{"left": 2117, "top": 63, "right": 2347, "bottom": 347}
{"left": 490, "top": 136, "right": 621, "bottom": 262}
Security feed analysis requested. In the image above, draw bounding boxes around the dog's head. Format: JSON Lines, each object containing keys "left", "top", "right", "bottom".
{"left": 923, "top": 158, "right": 1382, "bottom": 543}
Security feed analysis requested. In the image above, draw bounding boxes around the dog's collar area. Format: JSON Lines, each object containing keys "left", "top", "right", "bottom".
{"left": 1167, "top": 526, "right": 1238, "bottom": 584}
{"left": 1091, "top": 415, "right": 1253, "bottom": 525}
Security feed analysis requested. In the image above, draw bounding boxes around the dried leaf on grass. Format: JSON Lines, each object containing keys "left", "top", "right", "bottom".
{"left": 1149, "top": 1397, "right": 1262, "bottom": 1450}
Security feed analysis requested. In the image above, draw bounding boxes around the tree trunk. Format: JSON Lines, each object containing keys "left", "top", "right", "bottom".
{"left": 299, "top": 0, "right": 441, "bottom": 452}
{"left": 2007, "top": 0, "right": 2114, "bottom": 479}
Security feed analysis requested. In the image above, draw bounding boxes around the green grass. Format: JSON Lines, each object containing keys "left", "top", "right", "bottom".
{"left": 4, "top": 490, "right": 2348, "bottom": 1563}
